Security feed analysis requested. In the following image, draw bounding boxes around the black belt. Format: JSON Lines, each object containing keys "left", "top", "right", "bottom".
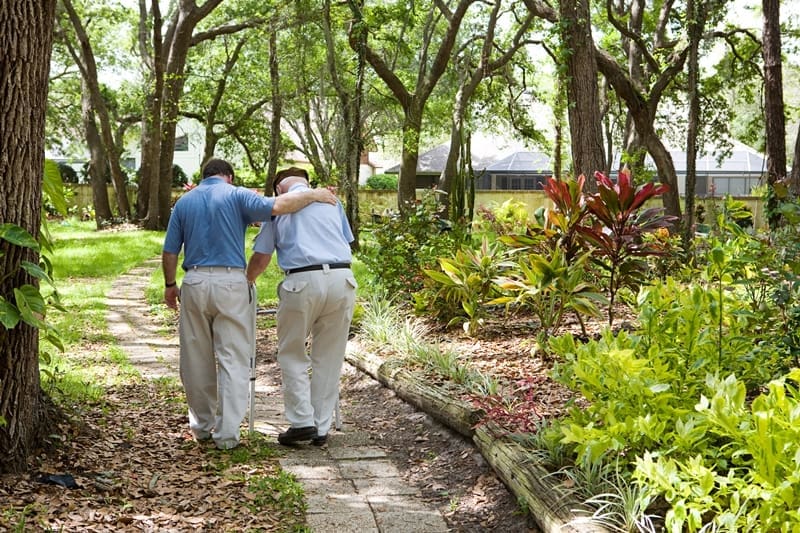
{"left": 285, "top": 263, "right": 351, "bottom": 275}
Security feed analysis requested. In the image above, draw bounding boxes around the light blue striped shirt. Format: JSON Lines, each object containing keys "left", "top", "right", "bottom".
{"left": 252, "top": 183, "right": 353, "bottom": 271}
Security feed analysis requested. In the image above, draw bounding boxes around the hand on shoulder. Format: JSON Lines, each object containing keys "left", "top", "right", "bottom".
{"left": 313, "top": 187, "right": 337, "bottom": 205}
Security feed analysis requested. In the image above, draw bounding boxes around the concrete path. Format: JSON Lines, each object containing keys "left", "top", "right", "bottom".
{"left": 106, "top": 259, "right": 450, "bottom": 533}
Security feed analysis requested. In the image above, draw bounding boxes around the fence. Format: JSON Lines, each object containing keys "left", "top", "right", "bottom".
{"left": 64, "top": 184, "right": 767, "bottom": 231}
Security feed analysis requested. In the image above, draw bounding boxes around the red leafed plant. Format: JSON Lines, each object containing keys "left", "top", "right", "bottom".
{"left": 540, "top": 174, "right": 589, "bottom": 262}
{"left": 576, "top": 167, "right": 677, "bottom": 325}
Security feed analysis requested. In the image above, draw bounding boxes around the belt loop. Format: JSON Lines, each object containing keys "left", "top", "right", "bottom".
{"left": 323, "top": 264, "right": 330, "bottom": 273}
{"left": 192, "top": 265, "right": 197, "bottom": 270}
{"left": 226, "top": 266, "right": 231, "bottom": 273}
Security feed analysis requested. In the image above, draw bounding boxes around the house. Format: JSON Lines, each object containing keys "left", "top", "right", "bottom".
{"left": 672, "top": 145, "right": 767, "bottom": 197}
{"left": 609, "top": 142, "right": 767, "bottom": 197}
{"left": 383, "top": 139, "right": 523, "bottom": 188}
{"left": 386, "top": 140, "right": 767, "bottom": 196}
{"left": 478, "top": 151, "right": 552, "bottom": 190}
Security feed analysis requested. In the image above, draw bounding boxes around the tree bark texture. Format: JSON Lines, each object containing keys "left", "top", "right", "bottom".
{"left": 683, "top": 0, "right": 705, "bottom": 245}
{"left": 267, "top": 21, "right": 282, "bottom": 192}
{"left": 0, "top": 0, "right": 57, "bottom": 474}
{"left": 559, "top": 0, "right": 606, "bottom": 186}
{"left": 762, "top": 0, "right": 786, "bottom": 226}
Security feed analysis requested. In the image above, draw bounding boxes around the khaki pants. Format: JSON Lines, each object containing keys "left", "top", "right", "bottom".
{"left": 276, "top": 268, "right": 357, "bottom": 436}
{"left": 179, "top": 267, "right": 254, "bottom": 448}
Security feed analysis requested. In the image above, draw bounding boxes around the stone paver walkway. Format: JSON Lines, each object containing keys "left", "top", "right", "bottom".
{"left": 106, "top": 259, "right": 449, "bottom": 533}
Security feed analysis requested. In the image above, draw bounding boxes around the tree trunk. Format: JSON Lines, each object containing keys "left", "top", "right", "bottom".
{"left": 762, "top": 0, "right": 786, "bottom": 227}
{"left": 138, "top": 0, "right": 164, "bottom": 227}
{"left": 0, "top": 0, "right": 57, "bottom": 474}
{"left": 559, "top": 0, "right": 605, "bottom": 188}
{"left": 139, "top": 0, "right": 225, "bottom": 230}
{"left": 683, "top": 0, "right": 705, "bottom": 248}
{"left": 81, "top": 82, "right": 114, "bottom": 227}
{"left": 594, "top": 49, "right": 682, "bottom": 220}
{"left": 62, "top": 0, "right": 131, "bottom": 220}
{"left": 398, "top": 107, "right": 424, "bottom": 213}
{"left": 323, "top": 0, "right": 362, "bottom": 246}
{"left": 267, "top": 21, "right": 282, "bottom": 192}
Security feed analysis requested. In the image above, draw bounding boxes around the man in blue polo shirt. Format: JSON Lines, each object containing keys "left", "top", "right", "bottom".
{"left": 162, "top": 159, "right": 336, "bottom": 450}
{"left": 246, "top": 167, "right": 356, "bottom": 447}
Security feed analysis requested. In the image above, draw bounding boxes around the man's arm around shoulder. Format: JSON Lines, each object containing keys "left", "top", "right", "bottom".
{"left": 272, "top": 188, "right": 336, "bottom": 215}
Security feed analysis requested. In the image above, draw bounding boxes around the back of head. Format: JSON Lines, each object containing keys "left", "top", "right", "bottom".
{"left": 272, "top": 167, "right": 309, "bottom": 195}
{"left": 202, "top": 159, "right": 235, "bottom": 180}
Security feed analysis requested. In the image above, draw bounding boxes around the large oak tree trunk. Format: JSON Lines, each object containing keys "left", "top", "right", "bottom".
{"left": 0, "top": 0, "right": 57, "bottom": 474}
{"left": 559, "top": 0, "right": 605, "bottom": 190}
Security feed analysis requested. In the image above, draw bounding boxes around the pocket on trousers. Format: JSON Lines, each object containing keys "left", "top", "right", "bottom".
{"left": 345, "top": 277, "right": 358, "bottom": 290}
{"left": 281, "top": 279, "right": 309, "bottom": 294}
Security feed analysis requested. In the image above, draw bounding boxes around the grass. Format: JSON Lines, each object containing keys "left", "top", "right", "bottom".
{"left": 43, "top": 219, "right": 164, "bottom": 397}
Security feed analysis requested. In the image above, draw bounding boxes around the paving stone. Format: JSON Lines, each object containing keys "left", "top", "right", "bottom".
{"left": 303, "top": 479, "right": 369, "bottom": 514}
{"left": 279, "top": 459, "right": 340, "bottom": 480}
{"left": 352, "top": 476, "right": 420, "bottom": 497}
{"left": 373, "top": 504, "right": 450, "bottom": 533}
{"left": 305, "top": 511, "right": 379, "bottom": 532}
{"left": 328, "top": 446, "right": 388, "bottom": 460}
{"left": 338, "top": 459, "right": 400, "bottom": 479}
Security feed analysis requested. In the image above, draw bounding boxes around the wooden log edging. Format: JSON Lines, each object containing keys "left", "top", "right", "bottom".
{"left": 344, "top": 344, "right": 609, "bottom": 533}
{"left": 345, "top": 346, "right": 481, "bottom": 438}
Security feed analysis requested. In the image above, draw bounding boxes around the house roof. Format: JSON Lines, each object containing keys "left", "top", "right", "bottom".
{"left": 612, "top": 143, "right": 767, "bottom": 175}
{"left": 667, "top": 148, "right": 766, "bottom": 174}
{"left": 385, "top": 140, "right": 766, "bottom": 177}
{"left": 486, "top": 151, "right": 552, "bottom": 173}
{"left": 385, "top": 144, "right": 499, "bottom": 174}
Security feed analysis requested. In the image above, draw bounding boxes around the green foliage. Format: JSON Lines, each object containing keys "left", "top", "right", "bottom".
{"left": 247, "top": 469, "right": 306, "bottom": 517}
{"left": 473, "top": 199, "right": 531, "bottom": 236}
{"left": 358, "top": 294, "right": 499, "bottom": 395}
{"left": 42, "top": 159, "right": 68, "bottom": 218}
{"left": 364, "top": 173, "right": 398, "bottom": 190}
{"left": 357, "top": 190, "right": 458, "bottom": 297}
{"left": 1, "top": 160, "right": 68, "bottom": 356}
{"left": 415, "top": 237, "right": 504, "bottom": 336}
{"left": 171, "top": 164, "right": 188, "bottom": 187}
{"left": 635, "top": 371, "right": 800, "bottom": 532}
{"left": 548, "top": 260, "right": 800, "bottom": 529}
{"left": 57, "top": 162, "right": 80, "bottom": 184}
{"left": 493, "top": 248, "right": 605, "bottom": 342}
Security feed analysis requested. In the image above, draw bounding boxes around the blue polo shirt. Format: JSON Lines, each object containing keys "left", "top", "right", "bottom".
{"left": 164, "top": 176, "right": 275, "bottom": 270}
{"left": 252, "top": 183, "right": 353, "bottom": 271}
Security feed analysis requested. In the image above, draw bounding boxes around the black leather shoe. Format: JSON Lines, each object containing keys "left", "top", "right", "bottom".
{"left": 311, "top": 434, "right": 327, "bottom": 446}
{"left": 277, "top": 426, "right": 317, "bottom": 445}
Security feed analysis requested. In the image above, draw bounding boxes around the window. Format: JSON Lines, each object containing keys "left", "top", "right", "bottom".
{"left": 175, "top": 135, "right": 189, "bottom": 151}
